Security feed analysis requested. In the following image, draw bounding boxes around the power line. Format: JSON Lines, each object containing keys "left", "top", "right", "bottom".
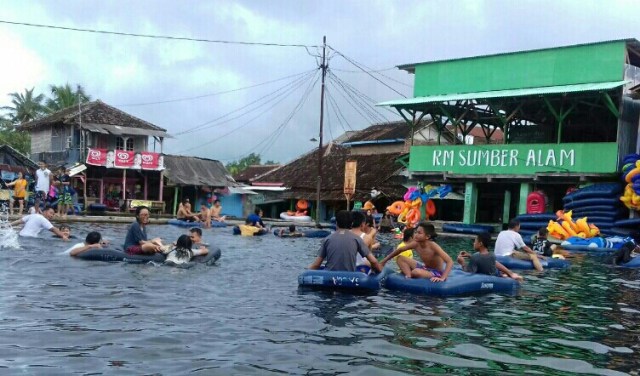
{"left": 172, "top": 70, "right": 319, "bottom": 154}
{"left": 328, "top": 73, "right": 387, "bottom": 125}
{"left": 328, "top": 70, "right": 399, "bottom": 117}
{"left": 327, "top": 45, "right": 409, "bottom": 96}
{"left": 174, "top": 70, "right": 316, "bottom": 136}
{"left": 116, "top": 69, "right": 316, "bottom": 106}
{"left": 0, "top": 20, "right": 320, "bottom": 48}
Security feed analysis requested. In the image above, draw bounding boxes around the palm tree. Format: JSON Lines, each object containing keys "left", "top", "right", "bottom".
{"left": 1, "top": 87, "right": 46, "bottom": 123}
{"left": 46, "top": 83, "right": 91, "bottom": 113}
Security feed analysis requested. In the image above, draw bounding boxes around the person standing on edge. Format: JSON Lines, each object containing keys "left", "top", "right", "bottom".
{"left": 494, "top": 219, "right": 544, "bottom": 271}
{"left": 7, "top": 171, "right": 27, "bottom": 215}
{"left": 34, "top": 161, "right": 51, "bottom": 214}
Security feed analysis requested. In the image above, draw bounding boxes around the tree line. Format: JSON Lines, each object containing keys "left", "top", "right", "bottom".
{"left": 0, "top": 84, "right": 90, "bottom": 154}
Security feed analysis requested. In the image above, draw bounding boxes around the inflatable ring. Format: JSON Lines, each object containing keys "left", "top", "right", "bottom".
{"left": 406, "top": 208, "right": 420, "bottom": 225}
{"left": 387, "top": 201, "right": 404, "bottom": 216}
{"left": 426, "top": 199, "right": 436, "bottom": 217}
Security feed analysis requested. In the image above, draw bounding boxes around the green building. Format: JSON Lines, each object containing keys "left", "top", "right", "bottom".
{"left": 379, "top": 39, "right": 640, "bottom": 226}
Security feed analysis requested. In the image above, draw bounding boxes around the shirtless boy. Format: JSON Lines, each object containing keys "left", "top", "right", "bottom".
{"left": 210, "top": 200, "right": 227, "bottom": 222}
{"left": 380, "top": 222, "right": 453, "bottom": 282}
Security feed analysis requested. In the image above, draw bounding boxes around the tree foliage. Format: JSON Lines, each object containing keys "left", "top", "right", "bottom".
{"left": 1, "top": 83, "right": 90, "bottom": 154}
{"left": 225, "top": 153, "right": 279, "bottom": 175}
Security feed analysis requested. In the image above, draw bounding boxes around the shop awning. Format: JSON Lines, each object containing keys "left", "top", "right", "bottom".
{"left": 377, "top": 80, "right": 628, "bottom": 107}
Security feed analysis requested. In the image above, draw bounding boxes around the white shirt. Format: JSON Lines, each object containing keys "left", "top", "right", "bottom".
{"left": 65, "top": 242, "right": 86, "bottom": 254}
{"left": 19, "top": 214, "right": 54, "bottom": 237}
{"left": 35, "top": 168, "right": 51, "bottom": 193}
{"left": 165, "top": 248, "right": 207, "bottom": 265}
{"left": 494, "top": 229, "right": 526, "bottom": 257}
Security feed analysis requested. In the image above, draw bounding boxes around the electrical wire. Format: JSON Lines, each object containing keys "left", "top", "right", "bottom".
{"left": 327, "top": 73, "right": 387, "bottom": 125}
{"left": 328, "top": 70, "right": 400, "bottom": 117}
{"left": 116, "top": 69, "right": 317, "bottom": 106}
{"left": 171, "top": 70, "right": 319, "bottom": 154}
{"left": 174, "top": 70, "right": 316, "bottom": 136}
{"left": 0, "top": 20, "right": 319, "bottom": 48}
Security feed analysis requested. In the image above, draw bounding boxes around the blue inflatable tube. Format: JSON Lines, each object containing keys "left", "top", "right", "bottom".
{"left": 168, "top": 219, "right": 202, "bottom": 227}
{"left": 298, "top": 267, "right": 393, "bottom": 292}
{"left": 442, "top": 223, "right": 494, "bottom": 235}
{"left": 210, "top": 220, "right": 227, "bottom": 228}
{"left": 75, "top": 248, "right": 166, "bottom": 264}
{"left": 614, "top": 218, "right": 640, "bottom": 228}
{"left": 273, "top": 229, "right": 331, "bottom": 238}
{"left": 383, "top": 269, "right": 519, "bottom": 296}
{"left": 496, "top": 256, "right": 570, "bottom": 270}
{"left": 563, "top": 198, "right": 621, "bottom": 210}
{"left": 516, "top": 213, "right": 556, "bottom": 222}
{"left": 560, "top": 244, "right": 618, "bottom": 254}
{"left": 562, "top": 183, "right": 623, "bottom": 202}
{"left": 618, "top": 257, "right": 640, "bottom": 268}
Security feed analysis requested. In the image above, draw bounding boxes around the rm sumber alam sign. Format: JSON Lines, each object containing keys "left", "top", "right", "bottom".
{"left": 409, "top": 143, "right": 618, "bottom": 175}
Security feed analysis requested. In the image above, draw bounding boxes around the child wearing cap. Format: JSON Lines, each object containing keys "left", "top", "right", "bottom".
{"left": 380, "top": 222, "right": 453, "bottom": 282}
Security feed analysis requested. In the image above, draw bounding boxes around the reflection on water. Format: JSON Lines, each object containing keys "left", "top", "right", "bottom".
{"left": 0, "top": 223, "right": 638, "bottom": 374}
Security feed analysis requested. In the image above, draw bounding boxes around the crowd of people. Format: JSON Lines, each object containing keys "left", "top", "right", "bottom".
{"left": 176, "top": 198, "right": 227, "bottom": 228}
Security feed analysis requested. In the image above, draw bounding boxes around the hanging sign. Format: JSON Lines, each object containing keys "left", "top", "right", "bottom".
{"left": 113, "top": 150, "right": 135, "bottom": 169}
{"left": 344, "top": 160, "right": 357, "bottom": 195}
{"left": 86, "top": 148, "right": 108, "bottom": 166}
{"left": 85, "top": 148, "right": 164, "bottom": 170}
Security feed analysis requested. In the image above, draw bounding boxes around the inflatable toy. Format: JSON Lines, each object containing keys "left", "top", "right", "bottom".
{"left": 387, "top": 201, "right": 404, "bottom": 216}
{"left": 442, "top": 223, "right": 494, "bottom": 235}
{"left": 279, "top": 212, "right": 313, "bottom": 222}
{"left": 383, "top": 269, "right": 519, "bottom": 296}
{"left": 496, "top": 256, "right": 570, "bottom": 270}
{"left": 526, "top": 191, "right": 546, "bottom": 214}
{"left": 75, "top": 248, "right": 166, "bottom": 264}
{"left": 165, "top": 247, "right": 222, "bottom": 268}
{"left": 286, "top": 199, "right": 309, "bottom": 217}
{"left": 168, "top": 219, "right": 202, "bottom": 227}
{"left": 298, "top": 267, "right": 393, "bottom": 292}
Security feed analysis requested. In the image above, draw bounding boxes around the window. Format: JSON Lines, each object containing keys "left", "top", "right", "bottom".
{"left": 116, "top": 137, "right": 134, "bottom": 151}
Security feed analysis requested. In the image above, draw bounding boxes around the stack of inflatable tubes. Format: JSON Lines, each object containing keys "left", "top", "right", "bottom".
{"left": 442, "top": 223, "right": 494, "bottom": 235}
{"left": 620, "top": 154, "right": 640, "bottom": 210}
{"left": 298, "top": 267, "right": 394, "bottom": 291}
{"left": 383, "top": 269, "right": 519, "bottom": 296}
{"left": 562, "top": 183, "right": 626, "bottom": 236}
{"left": 272, "top": 229, "right": 331, "bottom": 238}
{"left": 75, "top": 247, "right": 222, "bottom": 266}
{"left": 515, "top": 213, "right": 557, "bottom": 241}
{"left": 496, "top": 256, "right": 570, "bottom": 270}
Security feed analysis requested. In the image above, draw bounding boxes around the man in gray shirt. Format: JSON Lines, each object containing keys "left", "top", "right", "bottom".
{"left": 308, "top": 210, "right": 382, "bottom": 273}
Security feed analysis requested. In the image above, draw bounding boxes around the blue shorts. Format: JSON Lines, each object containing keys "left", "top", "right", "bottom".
{"left": 416, "top": 262, "right": 443, "bottom": 278}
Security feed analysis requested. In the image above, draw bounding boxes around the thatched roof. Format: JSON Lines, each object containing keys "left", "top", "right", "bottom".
{"left": 233, "top": 164, "right": 281, "bottom": 183}
{"left": 254, "top": 143, "right": 406, "bottom": 201}
{"left": 163, "top": 155, "right": 236, "bottom": 187}
{"left": 19, "top": 100, "right": 169, "bottom": 137}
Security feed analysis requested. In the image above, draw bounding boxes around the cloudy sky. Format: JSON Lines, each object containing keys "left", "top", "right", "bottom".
{"left": 1, "top": 0, "right": 638, "bottom": 164}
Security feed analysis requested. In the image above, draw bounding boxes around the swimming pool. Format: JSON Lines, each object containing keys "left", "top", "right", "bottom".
{"left": 0, "top": 222, "right": 638, "bottom": 374}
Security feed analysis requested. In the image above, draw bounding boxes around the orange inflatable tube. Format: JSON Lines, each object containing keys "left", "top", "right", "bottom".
{"left": 426, "top": 200, "right": 436, "bottom": 217}
{"left": 387, "top": 201, "right": 404, "bottom": 216}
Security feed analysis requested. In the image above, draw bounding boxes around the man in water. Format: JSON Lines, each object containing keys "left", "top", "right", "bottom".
{"left": 308, "top": 210, "right": 382, "bottom": 273}
{"left": 494, "top": 219, "right": 543, "bottom": 271}
{"left": 247, "top": 208, "right": 265, "bottom": 228}
{"left": 10, "top": 206, "right": 69, "bottom": 240}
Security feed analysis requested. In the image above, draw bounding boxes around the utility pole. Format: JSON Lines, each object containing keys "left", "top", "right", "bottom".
{"left": 315, "top": 35, "right": 327, "bottom": 227}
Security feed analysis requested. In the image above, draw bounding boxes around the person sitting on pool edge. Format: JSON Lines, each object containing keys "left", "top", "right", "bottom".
{"left": 123, "top": 206, "right": 165, "bottom": 254}
{"left": 456, "top": 232, "right": 523, "bottom": 281}
{"left": 10, "top": 205, "right": 69, "bottom": 240}
{"left": 176, "top": 198, "right": 200, "bottom": 222}
{"left": 308, "top": 210, "right": 382, "bottom": 273}
{"left": 210, "top": 199, "right": 227, "bottom": 222}
{"left": 380, "top": 222, "right": 453, "bottom": 282}
{"left": 67, "top": 231, "right": 109, "bottom": 256}
{"left": 164, "top": 234, "right": 208, "bottom": 266}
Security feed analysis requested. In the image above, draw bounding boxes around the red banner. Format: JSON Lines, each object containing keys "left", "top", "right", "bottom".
{"left": 86, "top": 148, "right": 108, "bottom": 166}
{"left": 86, "top": 148, "right": 164, "bottom": 170}
{"left": 140, "top": 152, "right": 163, "bottom": 170}
{"left": 113, "top": 150, "right": 135, "bottom": 169}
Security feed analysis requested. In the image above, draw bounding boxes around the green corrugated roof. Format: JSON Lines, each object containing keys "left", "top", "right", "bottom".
{"left": 377, "top": 80, "right": 627, "bottom": 107}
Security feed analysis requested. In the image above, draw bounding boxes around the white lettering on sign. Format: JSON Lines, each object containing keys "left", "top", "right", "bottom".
{"left": 434, "top": 148, "right": 576, "bottom": 168}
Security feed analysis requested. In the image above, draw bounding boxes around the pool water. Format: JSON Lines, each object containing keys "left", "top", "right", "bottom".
{"left": 0, "top": 222, "right": 639, "bottom": 375}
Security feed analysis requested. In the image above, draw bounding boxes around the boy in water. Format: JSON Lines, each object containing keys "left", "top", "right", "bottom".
{"left": 68, "top": 231, "right": 106, "bottom": 256}
{"left": 456, "top": 232, "right": 523, "bottom": 281}
{"left": 380, "top": 222, "right": 453, "bottom": 282}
